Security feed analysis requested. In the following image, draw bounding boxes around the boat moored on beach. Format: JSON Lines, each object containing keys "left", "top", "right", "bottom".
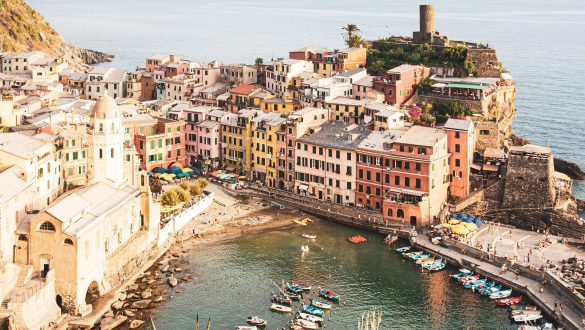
{"left": 311, "top": 299, "right": 332, "bottom": 310}
{"left": 298, "top": 312, "right": 323, "bottom": 323}
{"left": 302, "top": 305, "right": 324, "bottom": 317}
{"left": 319, "top": 288, "right": 340, "bottom": 302}
{"left": 270, "top": 303, "right": 293, "bottom": 313}
{"left": 246, "top": 316, "right": 267, "bottom": 326}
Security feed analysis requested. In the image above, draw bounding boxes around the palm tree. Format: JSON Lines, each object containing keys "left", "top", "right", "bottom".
{"left": 342, "top": 24, "right": 361, "bottom": 41}
{"left": 346, "top": 34, "right": 365, "bottom": 48}
{"left": 254, "top": 57, "right": 263, "bottom": 68}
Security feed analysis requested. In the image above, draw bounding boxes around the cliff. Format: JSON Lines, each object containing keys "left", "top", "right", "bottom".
{"left": 0, "top": 0, "right": 113, "bottom": 71}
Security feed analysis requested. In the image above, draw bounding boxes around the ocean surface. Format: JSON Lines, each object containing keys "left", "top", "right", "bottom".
{"left": 152, "top": 220, "right": 530, "bottom": 329}
{"left": 27, "top": 0, "right": 585, "bottom": 199}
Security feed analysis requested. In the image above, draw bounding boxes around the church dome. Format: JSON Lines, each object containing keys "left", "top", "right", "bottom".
{"left": 91, "top": 95, "right": 120, "bottom": 119}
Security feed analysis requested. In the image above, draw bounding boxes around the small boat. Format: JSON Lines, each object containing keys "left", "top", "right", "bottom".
{"left": 416, "top": 256, "right": 435, "bottom": 265}
{"left": 497, "top": 296, "right": 522, "bottom": 306}
{"left": 464, "top": 278, "right": 487, "bottom": 289}
{"left": 511, "top": 310, "right": 541, "bottom": 317}
{"left": 481, "top": 284, "right": 501, "bottom": 296}
{"left": 287, "top": 283, "right": 304, "bottom": 294}
{"left": 348, "top": 235, "right": 368, "bottom": 244}
{"left": 458, "top": 275, "right": 480, "bottom": 285}
{"left": 383, "top": 235, "right": 398, "bottom": 245}
{"left": 285, "top": 292, "right": 301, "bottom": 301}
{"left": 301, "top": 245, "right": 309, "bottom": 252}
{"left": 403, "top": 251, "right": 422, "bottom": 258}
{"left": 395, "top": 246, "right": 411, "bottom": 253}
{"left": 426, "top": 260, "right": 446, "bottom": 271}
{"left": 302, "top": 233, "right": 316, "bottom": 239}
{"left": 296, "top": 319, "right": 318, "bottom": 329}
{"left": 476, "top": 281, "right": 495, "bottom": 291}
{"left": 410, "top": 253, "right": 430, "bottom": 261}
{"left": 271, "top": 294, "right": 292, "bottom": 305}
{"left": 450, "top": 270, "right": 473, "bottom": 279}
{"left": 311, "top": 299, "right": 332, "bottom": 310}
{"left": 302, "top": 305, "right": 324, "bottom": 317}
{"left": 319, "top": 288, "right": 340, "bottom": 302}
{"left": 247, "top": 316, "right": 267, "bottom": 326}
{"left": 490, "top": 289, "right": 512, "bottom": 299}
{"left": 270, "top": 303, "right": 293, "bottom": 313}
{"left": 510, "top": 305, "right": 538, "bottom": 311}
{"left": 294, "top": 220, "right": 308, "bottom": 226}
{"left": 236, "top": 326, "right": 258, "bottom": 330}
{"left": 291, "top": 281, "right": 311, "bottom": 291}
{"left": 298, "top": 312, "right": 323, "bottom": 323}
{"left": 288, "top": 324, "right": 305, "bottom": 330}
{"left": 513, "top": 312, "right": 543, "bottom": 323}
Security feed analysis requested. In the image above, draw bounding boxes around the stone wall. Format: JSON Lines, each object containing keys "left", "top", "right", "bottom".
{"left": 464, "top": 48, "right": 501, "bottom": 78}
{"left": 486, "top": 209, "right": 585, "bottom": 239}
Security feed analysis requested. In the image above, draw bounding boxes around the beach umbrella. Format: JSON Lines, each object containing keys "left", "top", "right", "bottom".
{"left": 176, "top": 172, "right": 189, "bottom": 178}
{"left": 168, "top": 166, "right": 183, "bottom": 175}
{"left": 463, "top": 222, "right": 478, "bottom": 231}
{"left": 153, "top": 173, "right": 162, "bottom": 178}
{"left": 169, "top": 162, "right": 184, "bottom": 169}
{"left": 147, "top": 172, "right": 153, "bottom": 176}
{"left": 182, "top": 168, "right": 193, "bottom": 173}
{"left": 152, "top": 167, "right": 167, "bottom": 174}
{"left": 451, "top": 225, "right": 470, "bottom": 236}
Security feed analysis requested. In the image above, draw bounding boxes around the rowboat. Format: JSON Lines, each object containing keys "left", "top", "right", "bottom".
{"left": 458, "top": 275, "right": 480, "bottom": 285}
{"left": 464, "top": 278, "right": 487, "bottom": 289}
{"left": 291, "top": 281, "right": 311, "bottom": 291}
{"left": 481, "top": 284, "right": 501, "bottom": 296}
{"left": 302, "top": 305, "right": 324, "bottom": 317}
{"left": 302, "top": 233, "right": 316, "bottom": 239}
{"left": 311, "top": 299, "right": 332, "bottom": 310}
{"left": 416, "top": 256, "right": 435, "bottom": 265}
{"left": 296, "top": 319, "right": 318, "bottom": 329}
{"left": 395, "top": 246, "right": 411, "bottom": 253}
{"left": 271, "top": 294, "right": 292, "bottom": 305}
{"left": 511, "top": 309, "right": 541, "bottom": 316}
{"left": 285, "top": 292, "right": 301, "bottom": 301}
{"left": 247, "top": 316, "right": 267, "bottom": 326}
{"left": 490, "top": 289, "right": 512, "bottom": 299}
{"left": 509, "top": 305, "right": 538, "bottom": 311}
{"left": 348, "top": 235, "right": 368, "bottom": 244}
{"left": 512, "top": 312, "right": 542, "bottom": 323}
{"left": 270, "top": 303, "right": 293, "bottom": 313}
{"left": 497, "top": 296, "right": 522, "bottom": 306}
{"left": 450, "top": 270, "right": 473, "bottom": 279}
{"left": 383, "top": 235, "right": 398, "bottom": 245}
{"left": 426, "top": 260, "right": 446, "bottom": 271}
{"left": 298, "top": 312, "right": 323, "bottom": 323}
{"left": 403, "top": 251, "right": 422, "bottom": 258}
{"left": 236, "top": 326, "right": 257, "bottom": 330}
{"left": 286, "top": 283, "right": 304, "bottom": 294}
{"left": 319, "top": 289, "right": 340, "bottom": 302}
{"left": 410, "top": 253, "right": 430, "bottom": 261}
{"left": 476, "top": 281, "right": 495, "bottom": 291}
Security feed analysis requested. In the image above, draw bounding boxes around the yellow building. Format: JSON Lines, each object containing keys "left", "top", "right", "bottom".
{"left": 259, "top": 97, "right": 301, "bottom": 115}
{"left": 250, "top": 112, "right": 286, "bottom": 186}
{"left": 221, "top": 109, "right": 260, "bottom": 173}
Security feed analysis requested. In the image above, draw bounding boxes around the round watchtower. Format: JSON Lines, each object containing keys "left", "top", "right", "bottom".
{"left": 419, "top": 4, "right": 435, "bottom": 34}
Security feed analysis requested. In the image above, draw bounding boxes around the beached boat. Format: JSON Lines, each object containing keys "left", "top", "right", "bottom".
{"left": 285, "top": 292, "right": 301, "bottom": 301}
{"left": 311, "top": 299, "right": 332, "bottom": 310}
{"left": 510, "top": 305, "right": 538, "bottom": 311}
{"left": 296, "top": 319, "right": 318, "bottom": 329}
{"left": 298, "top": 312, "right": 323, "bottom": 323}
{"left": 302, "top": 233, "right": 317, "bottom": 239}
{"left": 236, "top": 326, "right": 258, "bottom": 330}
{"left": 271, "top": 294, "right": 291, "bottom": 305}
{"left": 512, "top": 312, "right": 543, "bottom": 323}
{"left": 497, "top": 296, "right": 522, "bottom": 306}
{"left": 490, "top": 289, "right": 512, "bottom": 299}
{"left": 302, "top": 305, "right": 324, "bottom": 317}
{"left": 291, "top": 281, "right": 311, "bottom": 291}
{"left": 319, "top": 288, "right": 340, "bottom": 302}
{"left": 395, "top": 246, "right": 411, "bottom": 253}
{"left": 247, "top": 316, "right": 267, "bottom": 326}
{"left": 348, "top": 235, "right": 368, "bottom": 244}
{"left": 270, "top": 303, "right": 293, "bottom": 313}
{"left": 286, "top": 283, "right": 304, "bottom": 294}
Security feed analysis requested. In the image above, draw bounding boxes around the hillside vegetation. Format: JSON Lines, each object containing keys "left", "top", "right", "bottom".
{"left": 0, "top": 0, "right": 112, "bottom": 70}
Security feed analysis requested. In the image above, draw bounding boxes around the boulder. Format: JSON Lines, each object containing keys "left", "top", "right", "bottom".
{"left": 130, "top": 299, "right": 152, "bottom": 309}
{"left": 153, "top": 296, "right": 163, "bottom": 303}
{"left": 175, "top": 267, "right": 182, "bottom": 272}
{"left": 161, "top": 265, "right": 170, "bottom": 272}
{"left": 111, "top": 301, "right": 124, "bottom": 310}
{"left": 141, "top": 289, "right": 152, "bottom": 299}
{"left": 129, "top": 320, "right": 145, "bottom": 329}
{"left": 167, "top": 276, "right": 178, "bottom": 288}
{"left": 119, "top": 293, "right": 127, "bottom": 301}
{"left": 148, "top": 279, "right": 156, "bottom": 285}
{"left": 124, "top": 310, "right": 135, "bottom": 317}
{"left": 128, "top": 284, "right": 139, "bottom": 291}
{"left": 100, "top": 315, "right": 127, "bottom": 330}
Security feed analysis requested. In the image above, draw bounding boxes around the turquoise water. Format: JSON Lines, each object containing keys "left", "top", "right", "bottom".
{"left": 152, "top": 220, "right": 524, "bottom": 329}
{"left": 27, "top": 0, "right": 585, "bottom": 199}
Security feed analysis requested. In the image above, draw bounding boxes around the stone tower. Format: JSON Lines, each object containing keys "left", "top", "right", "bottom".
{"left": 419, "top": 4, "right": 435, "bottom": 35}
{"left": 87, "top": 95, "right": 125, "bottom": 184}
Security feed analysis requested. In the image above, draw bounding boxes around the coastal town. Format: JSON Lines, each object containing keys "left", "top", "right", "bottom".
{"left": 0, "top": 3, "right": 585, "bottom": 330}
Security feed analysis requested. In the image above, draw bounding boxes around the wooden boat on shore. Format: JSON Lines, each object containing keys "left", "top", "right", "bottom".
{"left": 291, "top": 281, "right": 311, "bottom": 291}
{"left": 311, "top": 299, "right": 331, "bottom": 310}
{"left": 270, "top": 303, "right": 293, "bottom": 313}
{"left": 497, "top": 296, "right": 522, "bottom": 306}
{"left": 298, "top": 312, "right": 323, "bottom": 323}
{"left": 271, "top": 294, "right": 291, "bottom": 305}
{"left": 319, "top": 288, "right": 340, "bottom": 302}
{"left": 285, "top": 292, "right": 301, "bottom": 301}
{"left": 302, "top": 233, "right": 316, "bottom": 239}
{"left": 286, "top": 283, "right": 304, "bottom": 294}
{"left": 490, "top": 289, "right": 512, "bottom": 299}
{"left": 246, "top": 316, "right": 267, "bottom": 326}
{"left": 296, "top": 319, "right": 318, "bottom": 329}
{"left": 302, "top": 305, "right": 324, "bottom": 317}
{"left": 348, "top": 235, "right": 368, "bottom": 244}
{"left": 395, "top": 246, "right": 411, "bottom": 253}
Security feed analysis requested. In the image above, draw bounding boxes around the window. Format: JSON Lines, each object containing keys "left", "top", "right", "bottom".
{"left": 111, "top": 148, "right": 114, "bottom": 158}
{"left": 39, "top": 221, "right": 56, "bottom": 232}
{"left": 455, "top": 132, "right": 460, "bottom": 139}
{"left": 397, "top": 209, "right": 405, "bottom": 218}
{"left": 387, "top": 208, "right": 393, "bottom": 217}
{"left": 455, "top": 144, "right": 461, "bottom": 152}
{"left": 480, "top": 130, "right": 490, "bottom": 135}
{"left": 416, "top": 179, "right": 421, "bottom": 189}
{"left": 64, "top": 238, "right": 74, "bottom": 245}
{"left": 455, "top": 159, "right": 461, "bottom": 167}
{"left": 415, "top": 163, "right": 421, "bottom": 171}
{"left": 394, "top": 176, "right": 400, "bottom": 185}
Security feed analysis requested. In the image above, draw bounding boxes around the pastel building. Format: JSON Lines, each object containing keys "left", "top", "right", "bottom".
{"left": 444, "top": 119, "right": 475, "bottom": 198}
{"left": 335, "top": 47, "right": 367, "bottom": 72}
{"left": 250, "top": 112, "right": 286, "bottom": 186}
{"left": 325, "top": 96, "right": 376, "bottom": 124}
{"left": 220, "top": 64, "right": 257, "bottom": 85}
{"left": 85, "top": 68, "right": 128, "bottom": 100}
{"left": 221, "top": 109, "right": 260, "bottom": 172}
{"left": 132, "top": 117, "right": 185, "bottom": 171}
{"left": 266, "top": 59, "right": 313, "bottom": 95}
{"left": 295, "top": 121, "right": 370, "bottom": 205}
{"left": 373, "top": 64, "right": 430, "bottom": 106}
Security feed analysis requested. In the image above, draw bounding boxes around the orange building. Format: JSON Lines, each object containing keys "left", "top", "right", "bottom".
{"left": 444, "top": 119, "right": 475, "bottom": 198}
{"left": 335, "top": 47, "right": 367, "bottom": 72}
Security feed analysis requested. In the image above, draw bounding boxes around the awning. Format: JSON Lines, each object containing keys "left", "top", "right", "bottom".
{"left": 216, "top": 92, "right": 231, "bottom": 101}
{"left": 482, "top": 164, "right": 499, "bottom": 172}
{"left": 388, "top": 187, "right": 425, "bottom": 197}
{"left": 470, "top": 163, "right": 482, "bottom": 171}
{"left": 299, "top": 184, "right": 309, "bottom": 191}
{"left": 432, "top": 83, "right": 447, "bottom": 88}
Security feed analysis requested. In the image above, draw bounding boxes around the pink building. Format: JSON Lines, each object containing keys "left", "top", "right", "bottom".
{"left": 183, "top": 106, "right": 220, "bottom": 166}
{"left": 352, "top": 75, "right": 373, "bottom": 100}
{"left": 444, "top": 119, "right": 475, "bottom": 198}
{"left": 294, "top": 121, "right": 370, "bottom": 205}
{"left": 195, "top": 120, "right": 222, "bottom": 172}
{"left": 373, "top": 64, "right": 430, "bottom": 106}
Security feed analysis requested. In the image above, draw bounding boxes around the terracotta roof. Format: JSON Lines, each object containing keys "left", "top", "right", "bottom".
{"left": 230, "top": 84, "right": 257, "bottom": 95}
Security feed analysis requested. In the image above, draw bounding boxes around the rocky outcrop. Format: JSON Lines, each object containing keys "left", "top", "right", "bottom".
{"left": 554, "top": 158, "right": 585, "bottom": 180}
{"left": 0, "top": 0, "right": 113, "bottom": 71}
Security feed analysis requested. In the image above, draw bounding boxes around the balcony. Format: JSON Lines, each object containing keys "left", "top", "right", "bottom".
{"left": 384, "top": 188, "right": 425, "bottom": 205}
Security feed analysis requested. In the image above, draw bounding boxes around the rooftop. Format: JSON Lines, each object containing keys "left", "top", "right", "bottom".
{"left": 509, "top": 144, "right": 552, "bottom": 155}
{"left": 358, "top": 129, "right": 405, "bottom": 152}
{"left": 290, "top": 46, "right": 330, "bottom": 53}
{"left": 230, "top": 84, "right": 257, "bottom": 95}
{"left": 396, "top": 126, "right": 446, "bottom": 147}
{"left": 353, "top": 75, "right": 373, "bottom": 87}
{"left": 388, "top": 64, "right": 419, "bottom": 74}
{"left": 444, "top": 118, "right": 473, "bottom": 131}
{"left": 0, "top": 133, "right": 51, "bottom": 159}
{"left": 0, "top": 166, "right": 32, "bottom": 202}
{"left": 337, "top": 68, "right": 366, "bottom": 78}
{"left": 298, "top": 121, "right": 370, "bottom": 150}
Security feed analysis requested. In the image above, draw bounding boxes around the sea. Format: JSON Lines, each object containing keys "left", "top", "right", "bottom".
{"left": 26, "top": 0, "right": 585, "bottom": 196}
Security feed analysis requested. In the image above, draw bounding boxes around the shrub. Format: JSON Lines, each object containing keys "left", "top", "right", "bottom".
{"left": 150, "top": 180, "right": 162, "bottom": 194}
{"left": 179, "top": 180, "right": 190, "bottom": 190}
{"left": 173, "top": 188, "right": 191, "bottom": 203}
{"left": 190, "top": 182, "right": 203, "bottom": 197}
{"left": 197, "top": 178, "right": 209, "bottom": 189}
{"left": 161, "top": 190, "right": 180, "bottom": 207}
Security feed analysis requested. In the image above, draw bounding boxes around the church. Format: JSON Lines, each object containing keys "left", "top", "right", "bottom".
{"left": 21, "top": 96, "right": 161, "bottom": 316}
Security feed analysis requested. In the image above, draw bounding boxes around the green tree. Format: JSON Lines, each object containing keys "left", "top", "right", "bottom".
{"left": 179, "top": 180, "right": 190, "bottom": 191}
{"left": 341, "top": 24, "right": 361, "bottom": 41}
{"left": 346, "top": 34, "right": 365, "bottom": 48}
{"left": 161, "top": 190, "right": 180, "bottom": 207}
{"left": 197, "top": 178, "right": 209, "bottom": 189}
{"left": 173, "top": 187, "right": 191, "bottom": 203}
{"left": 254, "top": 57, "right": 263, "bottom": 68}
{"left": 149, "top": 180, "right": 162, "bottom": 194}
{"left": 189, "top": 182, "right": 203, "bottom": 197}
